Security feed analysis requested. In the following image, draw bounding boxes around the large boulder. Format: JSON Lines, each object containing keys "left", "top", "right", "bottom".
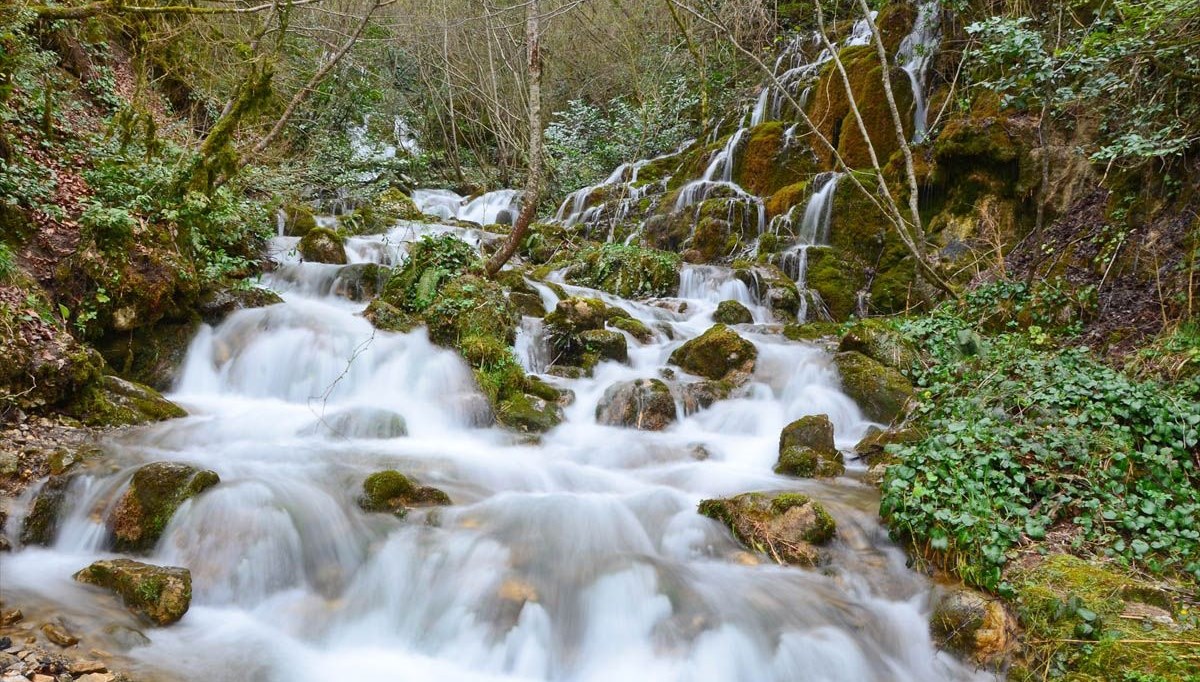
{"left": 669, "top": 324, "right": 757, "bottom": 381}
{"left": 298, "top": 227, "right": 347, "bottom": 264}
{"left": 713, "top": 300, "right": 753, "bottom": 325}
{"left": 699, "top": 492, "right": 836, "bottom": 566}
{"left": 596, "top": 379, "right": 678, "bottom": 431}
{"left": 197, "top": 286, "right": 284, "bottom": 325}
{"left": 108, "top": 462, "right": 219, "bottom": 553}
{"left": 775, "top": 414, "right": 845, "bottom": 477}
{"left": 74, "top": 559, "right": 192, "bottom": 626}
{"left": 833, "top": 351, "right": 913, "bottom": 423}
{"left": 358, "top": 470, "right": 451, "bottom": 516}
{"left": 838, "top": 319, "right": 919, "bottom": 371}
{"left": 68, "top": 375, "right": 187, "bottom": 427}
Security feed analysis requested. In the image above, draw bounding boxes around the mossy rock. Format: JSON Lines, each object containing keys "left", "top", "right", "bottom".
{"left": 375, "top": 233, "right": 479, "bottom": 314}
{"left": 96, "top": 318, "right": 198, "bottom": 392}
{"left": 358, "top": 470, "right": 451, "bottom": 516}
{"left": 298, "top": 228, "right": 347, "bottom": 264}
{"left": 782, "top": 321, "right": 843, "bottom": 341}
{"left": 733, "top": 122, "right": 819, "bottom": 197}
{"left": 561, "top": 243, "right": 681, "bottom": 299}
{"left": 196, "top": 286, "right": 283, "bottom": 325}
{"left": 108, "top": 462, "right": 220, "bottom": 553}
{"left": 545, "top": 297, "right": 630, "bottom": 370}
{"left": 424, "top": 275, "right": 518, "bottom": 348}
{"left": 545, "top": 297, "right": 610, "bottom": 334}
{"left": 698, "top": 491, "right": 836, "bottom": 566}
{"left": 378, "top": 188, "right": 425, "bottom": 222}
{"left": 579, "top": 329, "right": 628, "bottom": 365}
{"left": 1008, "top": 554, "right": 1199, "bottom": 682}
{"left": 596, "top": 378, "right": 677, "bottom": 431}
{"left": 930, "top": 584, "right": 1014, "bottom": 667}
{"left": 609, "top": 315, "right": 653, "bottom": 342}
{"left": 833, "top": 351, "right": 913, "bottom": 423}
{"left": 333, "top": 263, "right": 391, "bottom": 302}
{"left": 838, "top": 319, "right": 919, "bottom": 371}
{"left": 735, "top": 265, "right": 799, "bottom": 321}
{"left": 775, "top": 414, "right": 844, "bottom": 477}
{"left": 669, "top": 324, "right": 757, "bottom": 381}
{"left": 804, "top": 248, "right": 863, "bottom": 322}
{"left": 74, "top": 559, "right": 192, "bottom": 626}
{"left": 68, "top": 375, "right": 187, "bottom": 427}
{"left": 281, "top": 203, "right": 317, "bottom": 237}
{"left": 509, "top": 291, "right": 547, "bottom": 317}
{"left": 713, "top": 300, "right": 753, "bottom": 325}
{"left": 19, "top": 475, "right": 72, "bottom": 546}
{"left": 765, "top": 181, "right": 811, "bottom": 221}
{"left": 496, "top": 391, "right": 563, "bottom": 434}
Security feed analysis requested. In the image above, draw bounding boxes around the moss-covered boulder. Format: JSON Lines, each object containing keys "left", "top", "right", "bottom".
{"left": 108, "top": 462, "right": 220, "bottom": 553}
{"left": 543, "top": 297, "right": 633, "bottom": 371}
{"left": 713, "top": 300, "right": 753, "bottom": 325}
{"left": 378, "top": 188, "right": 425, "bottom": 222}
{"left": 833, "top": 351, "right": 913, "bottom": 423}
{"left": 669, "top": 324, "right": 757, "bottom": 381}
{"left": 562, "top": 243, "right": 681, "bottom": 299}
{"left": 333, "top": 263, "right": 391, "bottom": 302}
{"left": 424, "top": 275, "right": 518, "bottom": 347}
{"left": 735, "top": 265, "right": 799, "bottom": 321}
{"left": 20, "top": 475, "right": 71, "bottom": 546}
{"left": 839, "top": 319, "right": 919, "bottom": 371}
{"left": 67, "top": 375, "right": 187, "bottom": 427}
{"left": 74, "top": 559, "right": 192, "bottom": 626}
{"left": 281, "top": 202, "right": 317, "bottom": 237}
{"left": 358, "top": 470, "right": 451, "bottom": 516}
{"left": 298, "top": 227, "right": 347, "bottom": 264}
{"left": 596, "top": 379, "right": 678, "bottom": 431}
{"left": 197, "top": 286, "right": 283, "bottom": 325}
{"left": 732, "top": 122, "right": 820, "bottom": 197}
{"left": 699, "top": 492, "right": 836, "bottom": 566}
{"left": 578, "top": 329, "right": 628, "bottom": 365}
{"left": 775, "top": 414, "right": 845, "bottom": 478}
{"left": 496, "top": 390, "right": 563, "bottom": 434}
{"left": 545, "top": 297, "right": 609, "bottom": 334}
{"left": 929, "top": 584, "right": 1013, "bottom": 667}
{"left": 782, "top": 321, "right": 843, "bottom": 341}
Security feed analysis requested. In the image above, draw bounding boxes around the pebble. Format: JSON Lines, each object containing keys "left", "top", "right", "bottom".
{"left": 76, "top": 674, "right": 115, "bottom": 682}
{"left": 68, "top": 660, "right": 106, "bottom": 674}
{"left": 38, "top": 624, "right": 77, "bottom": 648}
{"left": 1, "top": 609, "right": 23, "bottom": 626}
{"left": 31, "top": 675, "right": 56, "bottom": 682}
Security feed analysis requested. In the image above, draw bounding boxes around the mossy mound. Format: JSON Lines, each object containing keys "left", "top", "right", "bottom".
{"left": 833, "top": 351, "right": 913, "bottom": 423}
{"left": 74, "top": 559, "right": 192, "bottom": 626}
{"left": 669, "top": 324, "right": 757, "bottom": 381}
{"left": 609, "top": 315, "right": 653, "bottom": 342}
{"left": 424, "top": 275, "right": 519, "bottom": 347}
{"left": 67, "top": 375, "right": 187, "bottom": 427}
{"left": 358, "top": 470, "right": 451, "bottom": 516}
{"left": 562, "top": 243, "right": 681, "bottom": 299}
{"left": 775, "top": 414, "right": 844, "bottom": 478}
{"left": 733, "top": 122, "right": 820, "bottom": 197}
{"left": 838, "top": 319, "right": 919, "bottom": 370}
{"left": 281, "top": 202, "right": 317, "bottom": 237}
{"left": 782, "top": 321, "right": 843, "bottom": 341}
{"left": 298, "top": 227, "right": 348, "bottom": 264}
{"left": 698, "top": 491, "right": 836, "bottom": 566}
{"left": 20, "top": 475, "right": 72, "bottom": 546}
{"left": 108, "top": 462, "right": 220, "bottom": 553}
{"left": 1008, "top": 554, "right": 1199, "bottom": 681}
{"left": 596, "top": 378, "right": 678, "bottom": 431}
{"left": 713, "top": 300, "right": 753, "bottom": 325}
{"left": 373, "top": 233, "right": 479, "bottom": 315}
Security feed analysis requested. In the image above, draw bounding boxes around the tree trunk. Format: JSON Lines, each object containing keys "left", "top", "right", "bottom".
{"left": 485, "top": 0, "right": 541, "bottom": 277}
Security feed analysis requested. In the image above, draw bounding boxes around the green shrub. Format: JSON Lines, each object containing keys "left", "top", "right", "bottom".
{"left": 0, "top": 242, "right": 14, "bottom": 281}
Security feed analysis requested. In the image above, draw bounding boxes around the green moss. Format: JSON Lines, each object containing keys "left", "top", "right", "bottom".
{"left": 562, "top": 243, "right": 681, "bottom": 299}
{"left": 424, "top": 275, "right": 518, "bottom": 347}
{"left": 68, "top": 375, "right": 187, "bottom": 427}
{"left": 783, "top": 321, "right": 843, "bottom": 340}
{"left": 297, "top": 227, "right": 347, "bottom": 264}
{"left": 833, "top": 351, "right": 913, "bottom": 423}
{"left": 111, "top": 462, "right": 220, "bottom": 553}
{"left": 669, "top": 324, "right": 758, "bottom": 380}
{"left": 699, "top": 491, "right": 836, "bottom": 565}
{"left": 377, "top": 188, "right": 424, "bottom": 222}
{"left": 281, "top": 202, "right": 317, "bottom": 237}
{"left": 713, "top": 300, "right": 753, "bottom": 325}
{"left": 766, "top": 181, "right": 810, "bottom": 220}
{"left": 775, "top": 445, "right": 845, "bottom": 478}
{"left": 839, "top": 318, "right": 919, "bottom": 370}
{"left": 378, "top": 233, "right": 479, "bottom": 313}
{"left": 609, "top": 315, "right": 653, "bottom": 342}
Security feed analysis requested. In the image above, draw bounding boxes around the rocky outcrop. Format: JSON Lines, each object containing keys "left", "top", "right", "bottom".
{"left": 358, "top": 470, "right": 451, "bottom": 516}
{"left": 669, "top": 324, "right": 757, "bottom": 381}
{"left": 833, "top": 351, "right": 913, "bottom": 423}
{"left": 699, "top": 492, "right": 836, "bottom": 566}
{"left": 596, "top": 379, "right": 677, "bottom": 431}
{"left": 298, "top": 227, "right": 347, "bottom": 264}
{"left": 775, "top": 414, "right": 845, "bottom": 478}
{"left": 74, "top": 559, "right": 192, "bottom": 626}
{"left": 108, "top": 462, "right": 219, "bottom": 553}
{"left": 67, "top": 375, "right": 187, "bottom": 427}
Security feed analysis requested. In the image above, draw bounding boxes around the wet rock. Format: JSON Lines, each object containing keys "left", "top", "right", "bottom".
{"left": 74, "top": 559, "right": 192, "bottom": 626}
{"left": 496, "top": 392, "right": 564, "bottom": 434}
{"left": 76, "top": 673, "right": 116, "bottom": 682}
{"left": 545, "top": 297, "right": 609, "bottom": 334}
{"left": 775, "top": 414, "right": 844, "bottom": 478}
{"left": 838, "top": 319, "right": 918, "bottom": 370}
{"left": 509, "top": 291, "right": 546, "bottom": 317}
{"left": 699, "top": 492, "right": 836, "bottom": 566}
{"left": 668, "top": 324, "right": 757, "bottom": 381}
{"left": 298, "top": 227, "right": 347, "bottom": 264}
{"left": 578, "top": 329, "right": 628, "bottom": 364}
{"left": 544, "top": 298, "right": 631, "bottom": 370}
{"left": 736, "top": 265, "right": 799, "bottom": 321}
{"left": 20, "top": 476, "right": 71, "bottom": 546}
{"left": 196, "top": 286, "right": 283, "bottom": 325}
{"left": 281, "top": 203, "right": 317, "bottom": 237}
{"left": 68, "top": 375, "right": 187, "bottom": 428}
{"left": 299, "top": 407, "right": 408, "bottom": 439}
{"left": 712, "top": 300, "right": 753, "bottom": 325}
{"left": 833, "top": 351, "right": 913, "bottom": 423}
{"left": 97, "top": 319, "right": 199, "bottom": 390}
{"left": 358, "top": 470, "right": 451, "bottom": 516}
{"left": 608, "top": 315, "right": 653, "bottom": 343}
{"left": 39, "top": 624, "right": 77, "bottom": 648}
{"left": 103, "top": 625, "right": 150, "bottom": 650}
{"left": 108, "top": 462, "right": 220, "bottom": 553}
{"left": 1, "top": 609, "right": 22, "bottom": 626}
{"left": 596, "top": 379, "right": 678, "bottom": 431}
{"left": 332, "top": 263, "right": 391, "bottom": 302}
{"left": 930, "top": 584, "right": 1013, "bottom": 664}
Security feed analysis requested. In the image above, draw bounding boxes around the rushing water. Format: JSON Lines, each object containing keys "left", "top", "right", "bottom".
{"left": 1, "top": 218, "right": 996, "bottom": 682}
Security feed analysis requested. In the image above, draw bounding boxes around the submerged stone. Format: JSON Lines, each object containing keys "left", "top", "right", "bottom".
{"left": 299, "top": 407, "right": 408, "bottom": 439}
{"left": 699, "top": 492, "right": 836, "bottom": 566}
{"left": 108, "top": 462, "right": 220, "bottom": 553}
{"left": 596, "top": 379, "right": 678, "bottom": 431}
{"left": 74, "top": 559, "right": 192, "bottom": 626}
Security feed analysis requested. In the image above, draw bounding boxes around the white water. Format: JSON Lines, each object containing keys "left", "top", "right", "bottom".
{"left": 774, "top": 173, "right": 841, "bottom": 323}
{"left": 413, "top": 188, "right": 523, "bottom": 226}
{"left": 1, "top": 217, "right": 996, "bottom": 682}
{"left": 895, "top": 1, "right": 942, "bottom": 142}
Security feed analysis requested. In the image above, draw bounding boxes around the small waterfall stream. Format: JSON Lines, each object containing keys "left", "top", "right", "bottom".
{"left": 0, "top": 214, "right": 997, "bottom": 682}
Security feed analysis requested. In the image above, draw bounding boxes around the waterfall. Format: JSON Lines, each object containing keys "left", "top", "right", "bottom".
{"left": 895, "top": 1, "right": 942, "bottom": 142}
{"left": 775, "top": 172, "right": 841, "bottom": 323}
{"left": 412, "top": 188, "right": 524, "bottom": 226}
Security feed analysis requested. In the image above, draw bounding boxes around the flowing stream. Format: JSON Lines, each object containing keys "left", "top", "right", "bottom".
{"left": 1, "top": 217, "right": 996, "bottom": 682}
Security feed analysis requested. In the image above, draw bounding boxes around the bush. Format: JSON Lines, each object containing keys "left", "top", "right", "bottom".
{"left": 0, "top": 242, "right": 14, "bottom": 281}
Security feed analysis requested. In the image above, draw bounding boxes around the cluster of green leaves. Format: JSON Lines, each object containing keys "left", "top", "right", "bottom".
{"left": 0, "top": 241, "right": 15, "bottom": 282}
{"left": 882, "top": 297, "right": 1200, "bottom": 592}
{"left": 383, "top": 233, "right": 479, "bottom": 312}
{"left": 966, "top": 1, "right": 1200, "bottom": 166}
{"left": 566, "top": 242, "right": 682, "bottom": 299}
{"left": 544, "top": 76, "right": 700, "bottom": 198}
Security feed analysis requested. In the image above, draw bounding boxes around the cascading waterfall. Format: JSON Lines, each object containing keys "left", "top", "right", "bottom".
{"left": 774, "top": 172, "right": 841, "bottom": 323}
{"left": 412, "top": 188, "right": 524, "bottom": 226}
{"left": 895, "top": 1, "right": 942, "bottom": 142}
{"left": 0, "top": 210, "right": 997, "bottom": 682}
